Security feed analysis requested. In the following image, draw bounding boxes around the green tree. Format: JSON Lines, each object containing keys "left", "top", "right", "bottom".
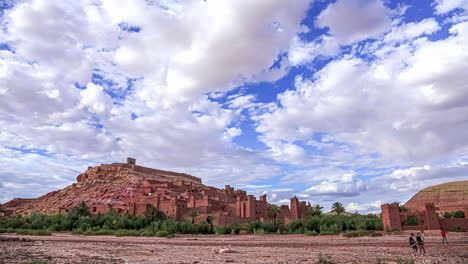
{"left": 331, "top": 202, "right": 345, "bottom": 215}
{"left": 206, "top": 215, "right": 216, "bottom": 234}
{"left": 443, "top": 212, "right": 452, "bottom": 218}
{"left": 451, "top": 211, "right": 465, "bottom": 218}
{"left": 66, "top": 202, "right": 91, "bottom": 229}
{"left": 398, "top": 204, "right": 409, "bottom": 212}
{"left": 188, "top": 211, "right": 199, "bottom": 224}
{"left": 145, "top": 206, "right": 166, "bottom": 233}
{"left": 403, "top": 215, "right": 419, "bottom": 226}
{"left": 74, "top": 202, "right": 91, "bottom": 217}
{"left": 308, "top": 204, "right": 323, "bottom": 217}
{"left": 0, "top": 203, "right": 4, "bottom": 215}
{"left": 268, "top": 205, "right": 281, "bottom": 228}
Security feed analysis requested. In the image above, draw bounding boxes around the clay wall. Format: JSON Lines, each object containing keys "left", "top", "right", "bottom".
{"left": 381, "top": 203, "right": 402, "bottom": 231}
{"left": 424, "top": 203, "right": 441, "bottom": 230}
{"left": 439, "top": 218, "right": 468, "bottom": 231}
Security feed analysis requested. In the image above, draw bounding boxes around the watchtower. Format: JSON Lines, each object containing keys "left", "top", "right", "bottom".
{"left": 127, "top": 157, "right": 136, "bottom": 165}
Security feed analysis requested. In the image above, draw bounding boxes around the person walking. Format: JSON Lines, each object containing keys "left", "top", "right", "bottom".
{"left": 441, "top": 229, "right": 448, "bottom": 244}
{"left": 409, "top": 233, "right": 418, "bottom": 256}
{"left": 416, "top": 232, "right": 426, "bottom": 255}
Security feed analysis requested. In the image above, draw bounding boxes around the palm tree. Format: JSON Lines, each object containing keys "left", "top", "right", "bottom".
{"left": 76, "top": 201, "right": 91, "bottom": 217}
{"left": 268, "top": 205, "right": 281, "bottom": 228}
{"left": 206, "top": 215, "right": 216, "bottom": 234}
{"left": 188, "top": 211, "right": 199, "bottom": 224}
{"left": 313, "top": 204, "right": 323, "bottom": 216}
{"left": 331, "top": 202, "right": 345, "bottom": 215}
{"left": 307, "top": 204, "right": 324, "bottom": 217}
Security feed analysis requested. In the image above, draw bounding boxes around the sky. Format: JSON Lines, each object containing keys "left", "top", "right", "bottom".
{"left": 1, "top": 0, "right": 468, "bottom": 214}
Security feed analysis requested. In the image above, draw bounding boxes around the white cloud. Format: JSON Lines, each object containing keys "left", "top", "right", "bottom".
{"left": 288, "top": 35, "right": 340, "bottom": 66}
{"left": 346, "top": 201, "right": 382, "bottom": 214}
{"left": 384, "top": 18, "right": 440, "bottom": 43}
{"left": 80, "top": 83, "right": 113, "bottom": 114}
{"left": 255, "top": 21, "right": 468, "bottom": 162}
{"left": 316, "top": 0, "right": 392, "bottom": 45}
{"left": 372, "top": 162, "right": 468, "bottom": 193}
{"left": 0, "top": 0, "right": 313, "bottom": 201}
{"left": 434, "top": 0, "right": 468, "bottom": 15}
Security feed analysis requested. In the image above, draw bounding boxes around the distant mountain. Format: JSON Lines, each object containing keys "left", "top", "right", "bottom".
{"left": 404, "top": 181, "right": 468, "bottom": 213}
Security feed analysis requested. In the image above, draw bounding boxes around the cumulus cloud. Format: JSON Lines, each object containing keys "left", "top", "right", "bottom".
{"left": 256, "top": 20, "right": 468, "bottom": 163}
{"left": 316, "top": 0, "right": 392, "bottom": 45}
{"left": 0, "top": 0, "right": 314, "bottom": 200}
{"left": 372, "top": 162, "right": 468, "bottom": 193}
{"left": 434, "top": 0, "right": 468, "bottom": 14}
{"left": 384, "top": 18, "right": 440, "bottom": 43}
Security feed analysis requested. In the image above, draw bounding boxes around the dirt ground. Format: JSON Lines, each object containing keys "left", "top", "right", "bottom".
{"left": 0, "top": 231, "right": 467, "bottom": 264}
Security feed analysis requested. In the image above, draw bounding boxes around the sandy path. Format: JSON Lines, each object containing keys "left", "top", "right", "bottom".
{"left": 0, "top": 232, "right": 467, "bottom": 264}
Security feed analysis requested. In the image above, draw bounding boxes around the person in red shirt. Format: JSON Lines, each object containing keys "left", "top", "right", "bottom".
{"left": 441, "top": 229, "right": 448, "bottom": 244}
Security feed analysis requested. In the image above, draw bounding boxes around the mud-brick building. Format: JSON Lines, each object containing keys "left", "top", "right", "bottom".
{"left": 381, "top": 202, "right": 468, "bottom": 231}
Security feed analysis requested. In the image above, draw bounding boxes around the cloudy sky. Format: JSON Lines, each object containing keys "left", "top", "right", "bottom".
{"left": 1, "top": 0, "right": 468, "bottom": 213}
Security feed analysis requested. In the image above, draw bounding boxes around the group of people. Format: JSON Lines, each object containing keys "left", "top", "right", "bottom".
{"left": 408, "top": 230, "right": 449, "bottom": 256}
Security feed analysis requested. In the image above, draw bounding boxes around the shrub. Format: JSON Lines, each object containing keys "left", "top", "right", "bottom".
{"left": 27, "top": 261, "right": 48, "bottom": 264}
{"left": 443, "top": 212, "right": 452, "bottom": 218}
{"left": 317, "top": 253, "right": 336, "bottom": 264}
{"left": 231, "top": 224, "right": 241, "bottom": 234}
{"left": 343, "top": 230, "right": 369, "bottom": 238}
{"left": 176, "top": 221, "right": 197, "bottom": 234}
{"left": 15, "top": 229, "right": 51, "bottom": 236}
{"left": 452, "top": 225, "right": 463, "bottom": 232}
{"left": 253, "top": 228, "right": 264, "bottom": 235}
{"left": 370, "top": 232, "right": 383, "bottom": 237}
{"left": 304, "top": 216, "right": 320, "bottom": 233}
{"left": 262, "top": 221, "right": 277, "bottom": 233}
{"left": 197, "top": 222, "right": 211, "bottom": 234}
{"left": 156, "top": 230, "right": 169, "bottom": 237}
{"left": 403, "top": 216, "right": 418, "bottom": 226}
{"left": 396, "top": 256, "right": 415, "bottom": 264}
{"left": 215, "top": 226, "right": 232, "bottom": 235}
{"left": 287, "top": 219, "right": 304, "bottom": 233}
{"left": 306, "top": 231, "right": 319, "bottom": 236}
{"left": 375, "top": 258, "right": 388, "bottom": 264}
{"left": 114, "top": 229, "right": 140, "bottom": 237}
{"left": 451, "top": 211, "right": 465, "bottom": 218}
{"left": 248, "top": 221, "right": 264, "bottom": 234}
{"left": 320, "top": 223, "right": 340, "bottom": 234}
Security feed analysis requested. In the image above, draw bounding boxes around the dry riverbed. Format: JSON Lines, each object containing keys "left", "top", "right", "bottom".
{"left": 0, "top": 232, "right": 467, "bottom": 264}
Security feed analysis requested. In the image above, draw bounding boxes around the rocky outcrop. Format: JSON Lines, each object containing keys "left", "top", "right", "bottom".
{"left": 404, "top": 181, "right": 468, "bottom": 212}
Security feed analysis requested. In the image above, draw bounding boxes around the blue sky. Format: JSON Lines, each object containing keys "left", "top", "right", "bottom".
{"left": 1, "top": 0, "right": 468, "bottom": 213}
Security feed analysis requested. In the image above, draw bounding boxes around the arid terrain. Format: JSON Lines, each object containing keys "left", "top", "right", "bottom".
{"left": 1, "top": 232, "right": 467, "bottom": 264}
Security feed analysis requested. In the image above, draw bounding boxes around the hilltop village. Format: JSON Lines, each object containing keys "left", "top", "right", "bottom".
{"left": 3, "top": 158, "right": 310, "bottom": 225}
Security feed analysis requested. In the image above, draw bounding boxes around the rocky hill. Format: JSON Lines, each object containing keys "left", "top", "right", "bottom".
{"left": 404, "top": 181, "right": 468, "bottom": 212}
{"left": 3, "top": 160, "right": 204, "bottom": 216}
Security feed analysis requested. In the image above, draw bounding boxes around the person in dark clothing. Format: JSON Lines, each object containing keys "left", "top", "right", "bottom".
{"left": 409, "top": 233, "right": 418, "bottom": 256}
{"left": 416, "top": 232, "right": 426, "bottom": 254}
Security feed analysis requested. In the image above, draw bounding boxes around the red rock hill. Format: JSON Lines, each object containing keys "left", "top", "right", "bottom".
{"left": 404, "top": 181, "right": 468, "bottom": 213}
{"left": 3, "top": 158, "right": 311, "bottom": 225}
